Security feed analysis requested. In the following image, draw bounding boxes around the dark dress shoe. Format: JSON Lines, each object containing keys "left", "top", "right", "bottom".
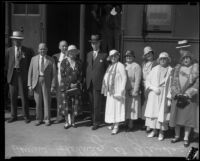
{"left": 45, "top": 122, "right": 51, "bottom": 126}
{"left": 72, "top": 123, "right": 77, "bottom": 128}
{"left": 171, "top": 137, "right": 181, "bottom": 143}
{"left": 184, "top": 140, "right": 190, "bottom": 147}
{"left": 24, "top": 118, "right": 31, "bottom": 123}
{"left": 54, "top": 119, "right": 64, "bottom": 124}
{"left": 35, "top": 121, "right": 42, "bottom": 126}
{"left": 92, "top": 125, "right": 99, "bottom": 130}
{"left": 7, "top": 117, "right": 17, "bottom": 123}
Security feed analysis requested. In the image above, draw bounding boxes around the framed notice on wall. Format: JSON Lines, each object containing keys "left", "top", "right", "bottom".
{"left": 145, "top": 5, "right": 173, "bottom": 32}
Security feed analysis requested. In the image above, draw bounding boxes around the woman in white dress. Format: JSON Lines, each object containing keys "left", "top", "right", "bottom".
{"left": 102, "top": 49, "right": 127, "bottom": 135}
{"left": 124, "top": 50, "right": 142, "bottom": 131}
{"left": 141, "top": 46, "right": 157, "bottom": 132}
{"left": 144, "top": 52, "right": 172, "bottom": 141}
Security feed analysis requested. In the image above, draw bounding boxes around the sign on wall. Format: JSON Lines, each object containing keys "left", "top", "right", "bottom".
{"left": 145, "top": 5, "right": 173, "bottom": 32}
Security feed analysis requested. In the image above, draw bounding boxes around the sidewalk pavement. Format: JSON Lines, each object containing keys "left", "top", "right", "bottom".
{"left": 5, "top": 109, "right": 198, "bottom": 158}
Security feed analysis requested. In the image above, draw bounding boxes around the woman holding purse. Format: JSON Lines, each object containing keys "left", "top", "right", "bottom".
{"left": 60, "top": 45, "right": 83, "bottom": 129}
{"left": 169, "top": 49, "right": 199, "bottom": 147}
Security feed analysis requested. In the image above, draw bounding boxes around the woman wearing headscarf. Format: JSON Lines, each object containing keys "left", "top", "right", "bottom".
{"left": 124, "top": 50, "right": 142, "bottom": 131}
{"left": 144, "top": 52, "right": 172, "bottom": 141}
{"left": 141, "top": 46, "right": 157, "bottom": 132}
{"left": 59, "top": 45, "right": 83, "bottom": 129}
{"left": 169, "top": 50, "right": 199, "bottom": 147}
{"left": 102, "top": 49, "right": 127, "bottom": 135}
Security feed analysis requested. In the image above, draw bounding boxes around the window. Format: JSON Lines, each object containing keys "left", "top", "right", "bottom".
{"left": 13, "top": 3, "right": 39, "bottom": 15}
{"left": 145, "top": 5, "right": 173, "bottom": 33}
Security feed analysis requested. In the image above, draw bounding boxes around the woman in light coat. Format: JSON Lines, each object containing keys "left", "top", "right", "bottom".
{"left": 124, "top": 50, "right": 142, "bottom": 131}
{"left": 169, "top": 50, "right": 199, "bottom": 147}
{"left": 102, "top": 49, "right": 127, "bottom": 135}
{"left": 144, "top": 52, "right": 172, "bottom": 141}
{"left": 141, "top": 46, "right": 157, "bottom": 132}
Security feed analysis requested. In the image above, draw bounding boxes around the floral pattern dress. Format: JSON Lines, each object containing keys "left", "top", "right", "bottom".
{"left": 59, "top": 58, "right": 82, "bottom": 117}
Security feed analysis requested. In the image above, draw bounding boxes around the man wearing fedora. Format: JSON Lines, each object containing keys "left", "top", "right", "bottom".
{"left": 5, "top": 31, "right": 34, "bottom": 123}
{"left": 52, "top": 40, "right": 68, "bottom": 124}
{"left": 86, "top": 34, "right": 108, "bottom": 130}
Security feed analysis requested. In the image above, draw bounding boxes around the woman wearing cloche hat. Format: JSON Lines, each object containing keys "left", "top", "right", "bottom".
{"left": 141, "top": 46, "right": 157, "bottom": 132}
{"left": 124, "top": 50, "right": 142, "bottom": 132}
{"left": 169, "top": 49, "right": 199, "bottom": 147}
{"left": 102, "top": 49, "right": 127, "bottom": 135}
{"left": 144, "top": 52, "right": 172, "bottom": 141}
{"left": 59, "top": 45, "right": 82, "bottom": 129}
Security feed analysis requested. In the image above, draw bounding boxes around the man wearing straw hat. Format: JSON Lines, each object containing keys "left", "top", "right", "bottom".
{"left": 86, "top": 34, "right": 108, "bottom": 130}
{"left": 5, "top": 31, "right": 34, "bottom": 123}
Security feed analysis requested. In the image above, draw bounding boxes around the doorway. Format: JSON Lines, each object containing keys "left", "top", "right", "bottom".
{"left": 46, "top": 4, "right": 80, "bottom": 56}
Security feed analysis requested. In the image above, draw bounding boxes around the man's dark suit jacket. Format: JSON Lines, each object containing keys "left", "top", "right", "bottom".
{"left": 86, "top": 51, "right": 108, "bottom": 90}
{"left": 5, "top": 46, "right": 34, "bottom": 84}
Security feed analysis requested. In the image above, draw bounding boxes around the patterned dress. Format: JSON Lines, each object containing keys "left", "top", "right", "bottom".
{"left": 59, "top": 58, "right": 82, "bottom": 117}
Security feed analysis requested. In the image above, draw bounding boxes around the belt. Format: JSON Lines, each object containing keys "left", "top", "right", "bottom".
{"left": 14, "top": 68, "right": 21, "bottom": 72}
{"left": 39, "top": 75, "right": 44, "bottom": 77}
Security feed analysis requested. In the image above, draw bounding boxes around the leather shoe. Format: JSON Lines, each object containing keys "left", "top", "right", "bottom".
{"left": 24, "top": 118, "right": 31, "bottom": 123}
{"left": 35, "top": 121, "right": 43, "bottom": 126}
{"left": 184, "top": 140, "right": 190, "bottom": 147}
{"left": 92, "top": 125, "right": 99, "bottom": 130}
{"left": 171, "top": 137, "right": 181, "bottom": 143}
{"left": 7, "top": 117, "right": 17, "bottom": 123}
{"left": 45, "top": 121, "right": 51, "bottom": 126}
{"left": 54, "top": 119, "right": 63, "bottom": 124}
{"left": 72, "top": 123, "right": 77, "bottom": 128}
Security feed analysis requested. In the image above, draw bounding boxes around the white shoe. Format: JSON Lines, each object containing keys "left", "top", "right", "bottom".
{"left": 64, "top": 122, "right": 70, "bottom": 129}
{"left": 158, "top": 133, "right": 164, "bottom": 141}
{"left": 107, "top": 125, "right": 113, "bottom": 130}
{"left": 111, "top": 127, "right": 119, "bottom": 135}
{"left": 68, "top": 114, "right": 71, "bottom": 125}
{"left": 147, "top": 131, "right": 156, "bottom": 138}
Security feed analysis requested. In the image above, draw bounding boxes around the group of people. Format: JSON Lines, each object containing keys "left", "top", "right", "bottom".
{"left": 5, "top": 31, "right": 199, "bottom": 148}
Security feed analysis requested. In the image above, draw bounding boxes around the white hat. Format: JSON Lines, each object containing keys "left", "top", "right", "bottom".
{"left": 107, "top": 49, "right": 120, "bottom": 61}
{"left": 176, "top": 40, "right": 191, "bottom": 49}
{"left": 143, "top": 46, "right": 153, "bottom": 56}
{"left": 67, "top": 45, "right": 80, "bottom": 56}
{"left": 10, "top": 31, "right": 24, "bottom": 39}
{"left": 157, "top": 52, "right": 171, "bottom": 62}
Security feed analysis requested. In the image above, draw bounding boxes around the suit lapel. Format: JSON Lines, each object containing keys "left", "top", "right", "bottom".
{"left": 36, "top": 55, "right": 40, "bottom": 73}
{"left": 11, "top": 47, "right": 15, "bottom": 67}
{"left": 44, "top": 56, "right": 50, "bottom": 71}
{"left": 93, "top": 52, "right": 101, "bottom": 68}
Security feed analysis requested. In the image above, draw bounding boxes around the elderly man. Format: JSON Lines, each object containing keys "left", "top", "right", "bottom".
{"left": 28, "top": 43, "right": 56, "bottom": 126}
{"left": 5, "top": 31, "right": 34, "bottom": 123}
{"left": 52, "top": 40, "right": 68, "bottom": 124}
{"left": 86, "top": 34, "right": 108, "bottom": 130}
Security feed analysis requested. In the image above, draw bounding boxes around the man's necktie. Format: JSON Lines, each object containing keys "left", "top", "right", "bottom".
{"left": 16, "top": 47, "right": 21, "bottom": 68}
{"left": 41, "top": 56, "right": 44, "bottom": 73}
{"left": 93, "top": 51, "right": 97, "bottom": 61}
{"left": 16, "top": 47, "right": 21, "bottom": 59}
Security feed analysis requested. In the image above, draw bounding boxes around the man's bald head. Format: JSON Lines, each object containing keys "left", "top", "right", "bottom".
{"left": 59, "top": 40, "right": 68, "bottom": 53}
{"left": 38, "top": 43, "right": 48, "bottom": 56}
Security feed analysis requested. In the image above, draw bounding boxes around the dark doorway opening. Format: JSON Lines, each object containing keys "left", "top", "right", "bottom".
{"left": 46, "top": 4, "right": 80, "bottom": 56}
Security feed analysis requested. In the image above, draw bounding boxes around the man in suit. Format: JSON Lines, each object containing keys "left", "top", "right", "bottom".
{"left": 52, "top": 40, "right": 68, "bottom": 123}
{"left": 28, "top": 43, "right": 56, "bottom": 126}
{"left": 5, "top": 31, "right": 34, "bottom": 123}
{"left": 86, "top": 34, "right": 108, "bottom": 130}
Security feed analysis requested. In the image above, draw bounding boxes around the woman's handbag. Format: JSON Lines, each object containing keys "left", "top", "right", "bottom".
{"left": 65, "top": 87, "right": 81, "bottom": 96}
{"left": 174, "top": 94, "right": 190, "bottom": 109}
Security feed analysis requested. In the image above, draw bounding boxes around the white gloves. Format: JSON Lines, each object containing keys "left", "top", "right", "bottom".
{"left": 167, "top": 99, "right": 171, "bottom": 106}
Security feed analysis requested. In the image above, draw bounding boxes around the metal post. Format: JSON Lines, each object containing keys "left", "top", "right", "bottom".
{"left": 79, "top": 4, "right": 85, "bottom": 62}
